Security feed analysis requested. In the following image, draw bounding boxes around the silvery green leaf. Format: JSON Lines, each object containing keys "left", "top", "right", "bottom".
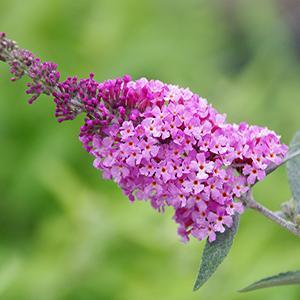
{"left": 193, "top": 214, "right": 239, "bottom": 291}
{"left": 287, "top": 131, "right": 300, "bottom": 214}
{"left": 240, "top": 271, "right": 300, "bottom": 292}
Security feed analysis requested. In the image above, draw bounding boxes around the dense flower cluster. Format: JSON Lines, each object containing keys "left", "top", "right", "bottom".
{"left": 73, "top": 75, "right": 287, "bottom": 242}
{"left": 0, "top": 33, "right": 288, "bottom": 242}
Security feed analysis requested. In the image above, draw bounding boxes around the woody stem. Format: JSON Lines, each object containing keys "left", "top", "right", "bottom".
{"left": 240, "top": 191, "right": 300, "bottom": 238}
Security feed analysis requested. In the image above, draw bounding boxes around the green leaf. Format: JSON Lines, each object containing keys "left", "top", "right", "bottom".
{"left": 239, "top": 271, "right": 300, "bottom": 292}
{"left": 193, "top": 214, "right": 240, "bottom": 291}
{"left": 287, "top": 131, "right": 300, "bottom": 214}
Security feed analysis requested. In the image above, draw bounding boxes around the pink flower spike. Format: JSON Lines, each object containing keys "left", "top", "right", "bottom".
{"left": 0, "top": 33, "right": 288, "bottom": 243}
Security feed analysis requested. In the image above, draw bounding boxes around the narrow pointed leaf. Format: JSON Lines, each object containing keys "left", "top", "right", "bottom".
{"left": 287, "top": 131, "right": 300, "bottom": 213}
{"left": 240, "top": 271, "right": 300, "bottom": 292}
{"left": 193, "top": 214, "right": 239, "bottom": 291}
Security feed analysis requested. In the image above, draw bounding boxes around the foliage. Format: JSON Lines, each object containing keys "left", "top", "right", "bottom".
{"left": 0, "top": 0, "right": 300, "bottom": 299}
{"left": 193, "top": 214, "right": 239, "bottom": 290}
{"left": 240, "top": 271, "right": 300, "bottom": 292}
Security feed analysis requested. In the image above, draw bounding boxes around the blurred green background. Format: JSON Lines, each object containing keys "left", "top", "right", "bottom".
{"left": 0, "top": 0, "right": 300, "bottom": 299}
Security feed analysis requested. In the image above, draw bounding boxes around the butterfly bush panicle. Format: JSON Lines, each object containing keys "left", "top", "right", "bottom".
{"left": 0, "top": 33, "right": 288, "bottom": 242}
{"left": 76, "top": 77, "right": 287, "bottom": 242}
